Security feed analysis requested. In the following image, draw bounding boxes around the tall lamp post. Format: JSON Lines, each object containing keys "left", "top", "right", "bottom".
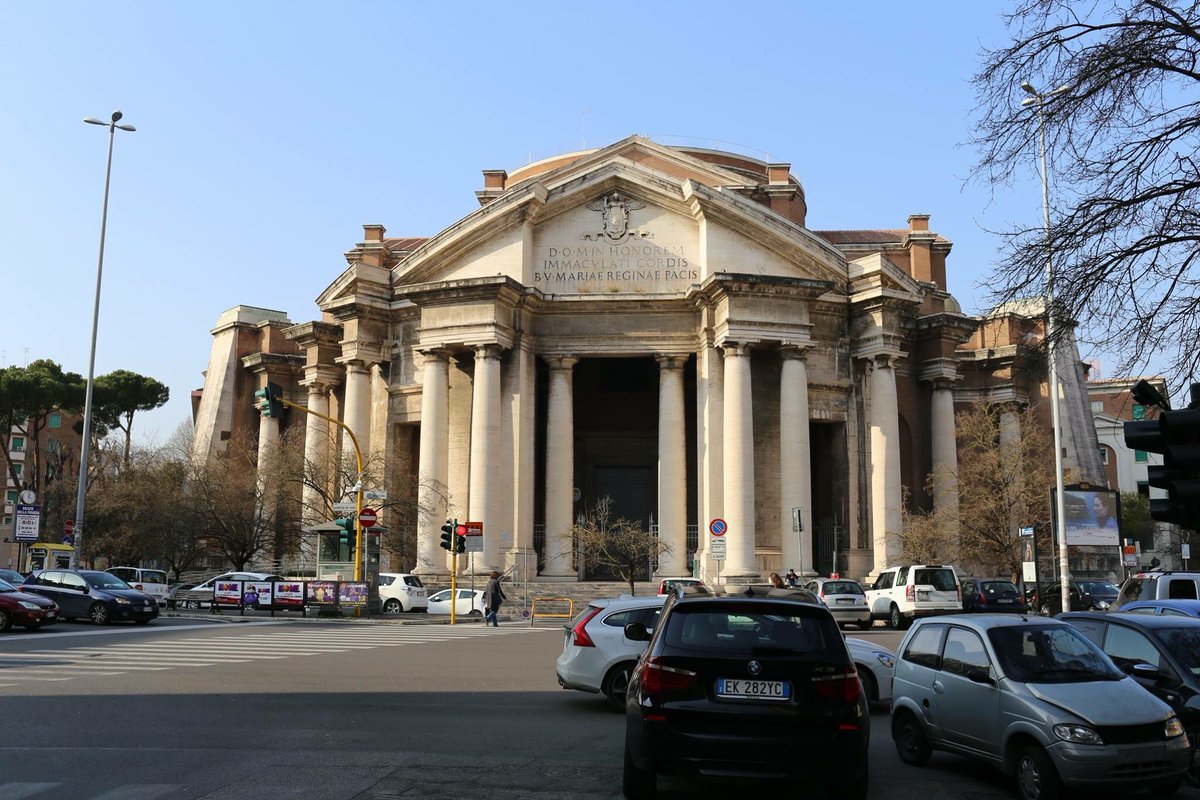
{"left": 1021, "top": 81, "right": 1071, "bottom": 614}
{"left": 74, "top": 111, "right": 136, "bottom": 568}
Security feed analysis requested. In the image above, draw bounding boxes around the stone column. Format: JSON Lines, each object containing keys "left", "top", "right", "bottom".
{"left": 1000, "top": 405, "right": 1022, "bottom": 540}
{"left": 656, "top": 355, "right": 688, "bottom": 576}
{"left": 780, "top": 347, "right": 815, "bottom": 576}
{"left": 255, "top": 409, "right": 280, "bottom": 522}
{"left": 543, "top": 356, "right": 577, "bottom": 577}
{"left": 867, "top": 354, "right": 903, "bottom": 578}
{"left": 930, "top": 380, "right": 959, "bottom": 518}
{"left": 416, "top": 350, "right": 450, "bottom": 574}
{"left": 301, "top": 383, "right": 331, "bottom": 525}
{"left": 722, "top": 343, "right": 757, "bottom": 578}
{"left": 469, "top": 345, "right": 503, "bottom": 572}
{"left": 341, "top": 360, "right": 372, "bottom": 467}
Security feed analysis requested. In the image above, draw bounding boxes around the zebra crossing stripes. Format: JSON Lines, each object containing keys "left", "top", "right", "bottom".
{"left": 0, "top": 624, "right": 553, "bottom": 684}
{"left": 0, "top": 783, "right": 181, "bottom": 800}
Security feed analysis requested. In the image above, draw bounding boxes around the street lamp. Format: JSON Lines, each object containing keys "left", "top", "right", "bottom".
{"left": 1021, "top": 81, "right": 1071, "bottom": 614}
{"left": 74, "top": 110, "right": 136, "bottom": 568}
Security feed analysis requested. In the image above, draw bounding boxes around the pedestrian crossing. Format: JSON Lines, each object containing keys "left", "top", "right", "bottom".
{"left": 0, "top": 623, "right": 553, "bottom": 686}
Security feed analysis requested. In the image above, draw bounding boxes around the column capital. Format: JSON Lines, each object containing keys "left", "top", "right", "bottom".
{"left": 929, "top": 377, "right": 959, "bottom": 392}
{"left": 779, "top": 344, "right": 813, "bottom": 362}
{"left": 655, "top": 354, "right": 689, "bottom": 370}
{"left": 860, "top": 351, "right": 904, "bottom": 371}
{"left": 474, "top": 343, "right": 504, "bottom": 361}
{"left": 720, "top": 342, "right": 753, "bottom": 358}
{"left": 544, "top": 355, "right": 578, "bottom": 371}
{"left": 341, "top": 358, "right": 371, "bottom": 375}
{"left": 418, "top": 348, "right": 452, "bottom": 365}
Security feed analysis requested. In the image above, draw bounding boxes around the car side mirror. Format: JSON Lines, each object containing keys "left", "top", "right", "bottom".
{"left": 1131, "top": 663, "right": 1161, "bottom": 681}
{"left": 624, "top": 622, "right": 650, "bottom": 642}
{"left": 966, "top": 668, "right": 995, "bottom": 686}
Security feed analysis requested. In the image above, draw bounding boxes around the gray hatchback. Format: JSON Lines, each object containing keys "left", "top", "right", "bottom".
{"left": 891, "top": 615, "right": 1189, "bottom": 800}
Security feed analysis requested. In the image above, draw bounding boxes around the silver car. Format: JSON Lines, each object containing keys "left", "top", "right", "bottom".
{"left": 891, "top": 615, "right": 1190, "bottom": 800}
{"left": 805, "top": 577, "right": 871, "bottom": 629}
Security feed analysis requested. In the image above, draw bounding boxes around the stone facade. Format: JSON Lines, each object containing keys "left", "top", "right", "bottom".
{"left": 190, "top": 136, "right": 1104, "bottom": 582}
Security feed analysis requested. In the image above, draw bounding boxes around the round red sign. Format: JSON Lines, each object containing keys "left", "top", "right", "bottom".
{"left": 358, "top": 507, "right": 378, "bottom": 527}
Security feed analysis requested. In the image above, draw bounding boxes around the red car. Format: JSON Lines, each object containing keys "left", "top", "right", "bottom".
{"left": 0, "top": 577, "right": 59, "bottom": 632}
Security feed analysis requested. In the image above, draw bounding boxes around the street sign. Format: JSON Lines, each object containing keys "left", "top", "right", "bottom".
{"left": 62, "top": 534, "right": 73, "bottom": 546}
{"left": 464, "top": 521, "right": 483, "bottom": 553}
{"left": 332, "top": 501, "right": 357, "bottom": 514}
{"left": 14, "top": 504, "right": 40, "bottom": 542}
{"left": 792, "top": 507, "right": 802, "bottom": 534}
{"left": 1019, "top": 526, "right": 1034, "bottom": 537}
{"left": 363, "top": 490, "right": 388, "bottom": 501}
{"left": 709, "top": 537, "right": 727, "bottom": 560}
{"left": 709, "top": 518, "right": 727, "bottom": 536}
{"left": 1184, "top": 543, "right": 1192, "bottom": 560}
{"left": 358, "top": 507, "right": 378, "bottom": 527}
{"left": 1122, "top": 544, "right": 1138, "bottom": 567}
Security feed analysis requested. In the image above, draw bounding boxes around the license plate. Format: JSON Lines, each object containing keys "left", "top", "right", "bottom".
{"left": 716, "top": 678, "right": 790, "bottom": 700}
{"left": 836, "top": 598, "right": 853, "bottom": 605}
{"left": 998, "top": 598, "right": 1013, "bottom": 604}
{"left": 918, "top": 590, "right": 931, "bottom": 600}
{"left": 46, "top": 611, "right": 56, "bottom": 618}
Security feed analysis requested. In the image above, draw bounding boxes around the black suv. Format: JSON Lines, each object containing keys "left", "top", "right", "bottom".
{"left": 1026, "top": 579, "right": 1119, "bottom": 616}
{"left": 621, "top": 586, "right": 869, "bottom": 799}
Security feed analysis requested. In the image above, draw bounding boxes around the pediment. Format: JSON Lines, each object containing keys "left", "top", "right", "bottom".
{"left": 387, "top": 154, "right": 848, "bottom": 299}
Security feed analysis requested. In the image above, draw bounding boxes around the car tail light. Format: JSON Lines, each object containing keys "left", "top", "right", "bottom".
{"left": 571, "top": 606, "right": 603, "bottom": 647}
{"left": 978, "top": 592, "right": 987, "bottom": 605}
{"left": 906, "top": 584, "right": 915, "bottom": 602}
{"left": 812, "top": 668, "right": 861, "bottom": 703}
{"left": 642, "top": 658, "right": 697, "bottom": 696}
{"left": 957, "top": 584, "right": 963, "bottom": 603}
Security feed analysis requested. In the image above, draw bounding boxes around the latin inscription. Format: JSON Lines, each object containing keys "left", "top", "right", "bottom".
{"left": 535, "top": 243, "right": 698, "bottom": 292}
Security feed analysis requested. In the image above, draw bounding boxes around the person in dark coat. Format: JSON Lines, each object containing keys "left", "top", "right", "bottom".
{"left": 483, "top": 570, "right": 506, "bottom": 627}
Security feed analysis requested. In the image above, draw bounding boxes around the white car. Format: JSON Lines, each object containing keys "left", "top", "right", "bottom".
{"left": 177, "top": 572, "right": 283, "bottom": 609}
{"left": 378, "top": 572, "right": 428, "bottom": 613}
{"left": 866, "top": 564, "right": 962, "bottom": 629}
{"left": 846, "top": 636, "right": 896, "bottom": 705}
{"left": 105, "top": 567, "right": 170, "bottom": 608}
{"left": 426, "top": 588, "right": 486, "bottom": 617}
{"left": 556, "top": 595, "right": 665, "bottom": 708}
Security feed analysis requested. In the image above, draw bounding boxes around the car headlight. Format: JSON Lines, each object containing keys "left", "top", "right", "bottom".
{"left": 1053, "top": 724, "right": 1104, "bottom": 745}
{"left": 874, "top": 652, "right": 896, "bottom": 669}
{"left": 17, "top": 601, "right": 40, "bottom": 610}
{"left": 115, "top": 597, "right": 131, "bottom": 605}
{"left": 1166, "top": 716, "right": 1185, "bottom": 739}
{"left": 1096, "top": 600, "right": 1110, "bottom": 610}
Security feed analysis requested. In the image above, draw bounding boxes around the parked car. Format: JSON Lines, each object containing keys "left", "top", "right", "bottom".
{"left": 378, "top": 572, "right": 428, "bottom": 613}
{"left": 655, "top": 577, "right": 703, "bottom": 597}
{"left": 960, "top": 577, "right": 1026, "bottom": 613}
{"left": 21, "top": 569, "right": 158, "bottom": 626}
{"left": 0, "top": 577, "right": 59, "bottom": 631}
{"left": 803, "top": 576, "right": 871, "bottom": 629}
{"left": 846, "top": 636, "right": 895, "bottom": 705}
{"left": 1115, "top": 571, "right": 1200, "bottom": 609}
{"left": 426, "top": 588, "right": 486, "bottom": 616}
{"left": 178, "top": 572, "right": 283, "bottom": 609}
{"left": 1061, "top": 611, "right": 1200, "bottom": 787}
{"left": 1027, "top": 579, "right": 1119, "bottom": 616}
{"left": 621, "top": 586, "right": 869, "bottom": 800}
{"left": 105, "top": 566, "right": 170, "bottom": 607}
{"left": 1117, "top": 599, "right": 1200, "bottom": 618}
{"left": 890, "top": 615, "right": 1190, "bottom": 800}
{"left": 557, "top": 595, "right": 665, "bottom": 707}
{"left": 866, "top": 564, "right": 961, "bottom": 629}
{"left": 0, "top": 568, "right": 27, "bottom": 586}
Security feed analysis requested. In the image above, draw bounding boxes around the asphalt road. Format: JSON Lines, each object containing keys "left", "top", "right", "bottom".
{"left": 0, "top": 618, "right": 1194, "bottom": 799}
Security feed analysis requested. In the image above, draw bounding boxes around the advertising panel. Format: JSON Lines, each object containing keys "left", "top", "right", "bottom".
{"left": 1054, "top": 488, "right": 1122, "bottom": 547}
{"left": 273, "top": 581, "right": 305, "bottom": 607}
{"left": 339, "top": 581, "right": 368, "bottom": 607}
{"left": 243, "top": 581, "right": 273, "bottom": 609}
{"left": 306, "top": 580, "right": 338, "bottom": 606}
{"left": 214, "top": 580, "right": 243, "bottom": 606}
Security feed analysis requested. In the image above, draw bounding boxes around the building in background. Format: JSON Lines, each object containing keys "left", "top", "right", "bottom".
{"left": 190, "top": 136, "right": 1105, "bottom": 582}
{"left": 3, "top": 414, "right": 82, "bottom": 572}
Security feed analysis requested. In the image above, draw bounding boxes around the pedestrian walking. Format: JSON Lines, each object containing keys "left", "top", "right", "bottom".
{"left": 483, "top": 570, "right": 506, "bottom": 627}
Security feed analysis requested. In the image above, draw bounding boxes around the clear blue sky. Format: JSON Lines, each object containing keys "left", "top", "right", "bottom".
{"left": 1, "top": 2, "right": 1059, "bottom": 444}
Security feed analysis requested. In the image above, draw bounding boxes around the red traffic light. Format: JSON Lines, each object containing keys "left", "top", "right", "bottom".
{"left": 455, "top": 524, "right": 468, "bottom": 536}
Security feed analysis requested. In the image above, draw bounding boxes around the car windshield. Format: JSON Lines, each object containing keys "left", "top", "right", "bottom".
{"left": 403, "top": 576, "right": 424, "bottom": 587}
{"left": 84, "top": 572, "right": 132, "bottom": 590}
{"left": 822, "top": 580, "right": 863, "bottom": 595}
{"left": 139, "top": 571, "right": 166, "bottom": 584}
{"left": 913, "top": 569, "right": 957, "bottom": 591}
{"left": 1077, "top": 581, "right": 1119, "bottom": 595}
{"left": 1155, "top": 627, "right": 1200, "bottom": 677}
{"left": 0, "top": 579, "right": 14, "bottom": 592}
{"left": 664, "top": 603, "right": 842, "bottom": 656}
{"left": 981, "top": 581, "right": 1018, "bottom": 596}
{"left": 987, "top": 625, "right": 1123, "bottom": 683}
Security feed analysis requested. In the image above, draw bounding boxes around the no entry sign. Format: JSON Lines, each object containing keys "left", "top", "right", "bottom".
{"left": 358, "top": 507, "right": 378, "bottom": 527}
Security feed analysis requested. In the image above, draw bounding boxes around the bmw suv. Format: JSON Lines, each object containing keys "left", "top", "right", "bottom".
{"left": 621, "top": 586, "right": 869, "bottom": 799}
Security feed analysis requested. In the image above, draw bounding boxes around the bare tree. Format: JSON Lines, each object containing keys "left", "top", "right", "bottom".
{"left": 891, "top": 490, "right": 961, "bottom": 566}
{"left": 972, "top": 1, "right": 1200, "bottom": 384}
{"left": 560, "top": 497, "right": 669, "bottom": 595}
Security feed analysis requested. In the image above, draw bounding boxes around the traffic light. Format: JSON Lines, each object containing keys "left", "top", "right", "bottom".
{"left": 334, "top": 517, "right": 356, "bottom": 556}
{"left": 440, "top": 519, "right": 455, "bottom": 552}
{"left": 253, "top": 382, "right": 285, "bottom": 417}
{"left": 455, "top": 523, "right": 468, "bottom": 553}
{"left": 1123, "top": 382, "right": 1200, "bottom": 531}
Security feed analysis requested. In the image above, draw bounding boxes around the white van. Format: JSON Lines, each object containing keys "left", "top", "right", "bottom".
{"left": 105, "top": 567, "right": 170, "bottom": 607}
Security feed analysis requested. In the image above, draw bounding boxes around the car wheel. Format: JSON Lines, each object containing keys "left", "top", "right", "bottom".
{"left": 0, "top": 608, "right": 11, "bottom": 632}
{"left": 856, "top": 665, "right": 877, "bottom": 703}
{"left": 383, "top": 599, "right": 402, "bottom": 614}
{"left": 892, "top": 710, "right": 932, "bottom": 766}
{"left": 469, "top": 609, "right": 483, "bottom": 617}
{"left": 603, "top": 663, "right": 634, "bottom": 709}
{"left": 889, "top": 604, "right": 910, "bottom": 630}
{"left": 622, "top": 742, "right": 656, "bottom": 799}
{"left": 856, "top": 619, "right": 872, "bottom": 631}
{"left": 89, "top": 603, "right": 111, "bottom": 626}
{"left": 1015, "top": 744, "right": 1061, "bottom": 800}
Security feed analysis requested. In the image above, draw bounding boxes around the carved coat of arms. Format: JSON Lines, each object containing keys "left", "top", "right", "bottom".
{"left": 584, "top": 192, "right": 652, "bottom": 242}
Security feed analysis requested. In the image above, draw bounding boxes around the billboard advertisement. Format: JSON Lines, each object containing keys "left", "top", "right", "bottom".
{"left": 1054, "top": 488, "right": 1121, "bottom": 547}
